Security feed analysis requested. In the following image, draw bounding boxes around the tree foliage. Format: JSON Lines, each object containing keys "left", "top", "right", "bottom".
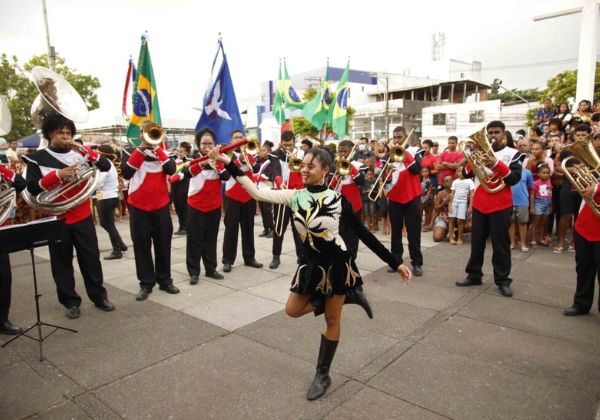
{"left": 488, "top": 88, "right": 542, "bottom": 103}
{"left": 0, "top": 53, "right": 101, "bottom": 140}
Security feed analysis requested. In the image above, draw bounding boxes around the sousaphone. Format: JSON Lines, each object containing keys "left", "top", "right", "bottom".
{"left": 22, "top": 66, "right": 96, "bottom": 214}
{"left": 0, "top": 95, "right": 16, "bottom": 224}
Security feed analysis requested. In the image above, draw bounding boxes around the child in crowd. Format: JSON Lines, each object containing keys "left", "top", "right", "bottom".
{"left": 510, "top": 160, "right": 533, "bottom": 251}
{"left": 361, "top": 167, "right": 378, "bottom": 231}
{"left": 420, "top": 166, "right": 435, "bottom": 230}
{"left": 448, "top": 166, "right": 475, "bottom": 245}
{"left": 529, "top": 164, "right": 553, "bottom": 247}
{"left": 432, "top": 175, "right": 453, "bottom": 242}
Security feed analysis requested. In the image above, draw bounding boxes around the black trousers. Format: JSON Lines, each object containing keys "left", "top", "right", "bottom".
{"left": 98, "top": 197, "right": 125, "bottom": 251}
{"left": 187, "top": 207, "right": 221, "bottom": 276}
{"left": 389, "top": 197, "right": 423, "bottom": 266}
{"left": 260, "top": 201, "right": 274, "bottom": 231}
{"left": 129, "top": 204, "right": 173, "bottom": 288}
{"left": 48, "top": 216, "right": 107, "bottom": 308}
{"left": 573, "top": 230, "right": 600, "bottom": 311}
{"left": 272, "top": 204, "right": 303, "bottom": 258}
{"left": 465, "top": 207, "right": 512, "bottom": 285}
{"left": 222, "top": 199, "right": 256, "bottom": 264}
{"left": 171, "top": 181, "right": 188, "bottom": 230}
{"left": 0, "top": 253, "right": 12, "bottom": 320}
{"left": 339, "top": 208, "right": 361, "bottom": 259}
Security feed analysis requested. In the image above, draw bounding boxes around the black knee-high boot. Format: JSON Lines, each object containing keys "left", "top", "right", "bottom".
{"left": 312, "top": 286, "right": 373, "bottom": 319}
{"left": 306, "top": 334, "right": 339, "bottom": 400}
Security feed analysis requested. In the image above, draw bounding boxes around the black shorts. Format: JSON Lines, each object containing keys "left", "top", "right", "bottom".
{"left": 559, "top": 184, "right": 582, "bottom": 216}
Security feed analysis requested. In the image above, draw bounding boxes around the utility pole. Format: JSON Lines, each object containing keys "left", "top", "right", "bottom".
{"left": 42, "top": 0, "right": 55, "bottom": 69}
{"left": 384, "top": 74, "right": 389, "bottom": 141}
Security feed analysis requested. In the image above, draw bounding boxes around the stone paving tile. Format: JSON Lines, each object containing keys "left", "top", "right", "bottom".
{"left": 460, "top": 293, "right": 600, "bottom": 348}
{"left": 244, "top": 275, "right": 293, "bottom": 304}
{"left": 324, "top": 386, "right": 447, "bottom": 420}
{"left": 147, "top": 279, "right": 235, "bottom": 310}
{"left": 181, "top": 290, "right": 284, "bottom": 331}
{"left": 422, "top": 315, "right": 600, "bottom": 391}
{"left": 30, "top": 400, "right": 91, "bottom": 419}
{"left": 92, "top": 334, "right": 349, "bottom": 419}
{"left": 368, "top": 343, "right": 597, "bottom": 420}
{"left": 204, "top": 264, "right": 283, "bottom": 290}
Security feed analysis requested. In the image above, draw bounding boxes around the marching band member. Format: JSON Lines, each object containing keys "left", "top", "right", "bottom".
{"left": 23, "top": 114, "right": 114, "bottom": 319}
{"left": 168, "top": 128, "right": 228, "bottom": 283}
{"left": 170, "top": 141, "right": 192, "bottom": 236}
{"left": 330, "top": 139, "right": 364, "bottom": 259}
{"left": 386, "top": 126, "right": 424, "bottom": 276}
{"left": 209, "top": 146, "right": 411, "bottom": 401}
{"left": 256, "top": 140, "right": 275, "bottom": 238}
{"left": 0, "top": 164, "right": 26, "bottom": 334}
{"left": 121, "top": 120, "right": 179, "bottom": 301}
{"left": 563, "top": 126, "right": 600, "bottom": 316}
{"left": 96, "top": 144, "right": 128, "bottom": 260}
{"left": 269, "top": 131, "right": 304, "bottom": 269}
{"left": 221, "top": 130, "right": 263, "bottom": 273}
{"left": 456, "top": 121, "right": 522, "bottom": 297}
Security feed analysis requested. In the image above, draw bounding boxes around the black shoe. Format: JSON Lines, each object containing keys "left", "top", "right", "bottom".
{"left": 94, "top": 299, "right": 115, "bottom": 311}
{"left": 245, "top": 259, "right": 263, "bottom": 269}
{"left": 455, "top": 278, "right": 483, "bottom": 287}
{"left": 0, "top": 320, "right": 23, "bottom": 335}
{"left": 103, "top": 250, "right": 123, "bottom": 260}
{"left": 312, "top": 298, "right": 325, "bottom": 317}
{"left": 118, "top": 242, "right": 128, "bottom": 252}
{"left": 269, "top": 255, "right": 280, "bottom": 269}
{"left": 174, "top": 228, "right": 186, "bottom": 236}
{"left": 498, "top": 284, "right": 513, "bottom": 297}
{"left": 66, "top": 306, "right": 81, "bottom": 319}
{"left": 307, "top": 334, "right": 339, "bottom": 401}
{"left": 223, "top": 263, "right": 232, "bottom": 273}
{"left": 563, "top": 306, "right": 589, "bottom": 316}
{"left": 387, "top": 267, "right": 395, "bottom": 273}
{"left": 346, "top": 287, "right": 373, "bottom": 319}
{"left": 135, "top": 287, "right": 152, "bottom": 301}
{"left": 265, "top": 229, "right": 274, "bottom": 238}
{"left": 190, "top": 275, "right": 199, "bottom": 285}
{"left": 159, "top": 284, "right": 180, "bottom": 294}
{"left": 205, "top": 271, "right": 224, "bottom": 280}
{"left": 412, "top": 265, "right": 423, "bottom": 277}
{"left": 258, "top": 229, "right": 269, "bottom": 237}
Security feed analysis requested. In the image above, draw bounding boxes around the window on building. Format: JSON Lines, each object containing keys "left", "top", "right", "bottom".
{"left": 433, "top": 113, "right": 446, "bottom": 126}
{"left": 469, "top": 110, "right": 485, "bottom": 123}
{"left": 446, "top": 113, "right": 457, "bottom": 131}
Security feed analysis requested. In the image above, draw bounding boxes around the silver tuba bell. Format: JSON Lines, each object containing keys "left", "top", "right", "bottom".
{"left": 0, "top": 95, "right": 16, "bottom": 225}
{"left": 21, "top": 66, "right": 96, "bottom": 214}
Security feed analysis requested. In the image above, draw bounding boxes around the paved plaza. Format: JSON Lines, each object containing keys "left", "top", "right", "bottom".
{"left": 1, "top": 214, "right": 599, "bottom": 419}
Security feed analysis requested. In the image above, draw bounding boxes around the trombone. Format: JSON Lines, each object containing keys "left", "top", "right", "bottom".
{"left": 238, "top": 137, "right": 260, "bottom": 173}
{"left": 327, "top": 144, "right": 358, "bottom": 190}
{"left": 274, "top": 150, "right": 302, "bottom": 237}
{"left": 368, "top": 128, "right": 414, "bottom": 201}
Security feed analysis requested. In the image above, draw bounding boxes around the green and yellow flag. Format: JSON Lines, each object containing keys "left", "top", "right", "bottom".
{"left": 302, "top": 62, "right": 331, "bottom": 130}
{"left": 126, "top": 35, "right": 162, "bottom": 145}
{"left": 272, "top": 62, "right": 286, "bottom": 124}
{"left": 329, "top": 61, "right": 350, "bottom": 137}
{"left": 282, "top": 60, "right": 305, "bottom": 110}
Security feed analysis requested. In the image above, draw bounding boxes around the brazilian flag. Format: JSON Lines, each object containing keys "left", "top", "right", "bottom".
{"left": 302, "top": 63, "right": 331, "bottom": 130}
{"left": 272, "top": 62, "right": 286, "bottom": 124}
{"left": 329, "top": 61, "right": 350, "bottom": 137}
{"left": 126, "top": 35, "right": 162, "bottom": 145}
{"left": 282, "top": 61, "right": 305, "bottom": 110}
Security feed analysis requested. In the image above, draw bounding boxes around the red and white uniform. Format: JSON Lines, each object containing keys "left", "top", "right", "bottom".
{"left": 225, "top": 154, "right": 256, "bottom": 203}
{"left": 122, "top": 147, "right": 173, "bottom": 211}
{"left": 387, "top": 151, "right": 422, "bottom": 204}
{"left": 169, "top": 160, "right": 227, "bottom": 213}
{"left": 466, "top": 146, "right": 521, "bottom": 214}
{"left": 575, "top": 186, "right": 600, "bottom": 242}
{"left": 331, "top": 161, "right": 363, "bottom": 212}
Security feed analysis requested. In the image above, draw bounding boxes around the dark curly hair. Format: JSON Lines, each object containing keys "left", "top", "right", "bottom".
{"left": 41, "top": 114, "right": 76, "bottom": 140}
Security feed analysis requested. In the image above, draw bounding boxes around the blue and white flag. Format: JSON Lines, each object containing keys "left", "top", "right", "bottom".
{"left": 195, "top": 41, "right": 245, "bottom": 144}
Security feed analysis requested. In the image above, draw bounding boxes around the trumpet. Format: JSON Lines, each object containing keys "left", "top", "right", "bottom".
{"left": 368, "top": 128, "right": 414, "bottom": 201}
{"left": 458, "top": 127, "right": 505, "bottom": 194}
{"left": 141, "top": 122, "right": 166, "bottom": 148}
{"left": 274, "top": 150, "right": 302, "bottom": 237}
{"left": 238, "top": 137, "right": 260, "bottom": 173}
{"left": 327, "top": 144, "right": 357, "bottom": 190}
{"left": 561, "top": 134, "right": 600, "bottom": 217}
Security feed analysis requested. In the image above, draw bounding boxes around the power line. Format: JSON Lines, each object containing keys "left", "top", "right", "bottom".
{"left": 481, "top": 56, "right": 600, "bottom": 71}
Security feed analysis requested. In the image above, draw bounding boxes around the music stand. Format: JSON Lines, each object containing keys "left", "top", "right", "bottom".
{"left": 0, "top": 218, "right": 77, "bottom": 361}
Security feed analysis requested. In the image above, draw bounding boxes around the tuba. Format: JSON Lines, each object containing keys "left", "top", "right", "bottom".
{"left": 0, "top": 95, "right": 16, "bottom": 225}
{"left": 21, "top": 66, "right": 96, "bottom": 214}
{"left": 561, "top": 134, "right": 600, "bottom": 217}
{"left": 458, "top": 127, "right": 505, "bottom": 194}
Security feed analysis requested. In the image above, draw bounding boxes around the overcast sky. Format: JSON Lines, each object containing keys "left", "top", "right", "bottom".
{"left": 0, "top": 0, "right": 591, "bottom": 123}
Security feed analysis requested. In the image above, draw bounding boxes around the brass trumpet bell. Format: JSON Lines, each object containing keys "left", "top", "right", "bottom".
{"left": 288, "top": 156, "right": 303, "bottom": 172}
{"left": 142, "top": 122, "right": 166, "bottom": 147}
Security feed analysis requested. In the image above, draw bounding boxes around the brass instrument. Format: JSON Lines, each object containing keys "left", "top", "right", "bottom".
{"left": 0, "top": 95, "right": 16, "bottom": 225}
{"left": 288, "top": 153, "right": 303, "bottom": 172}
{"left": 368, "top": 128, "right": 415, "bottom": 201}
{"left": 327, "top": 144, "right": 357, "bottom": 190}
{"left": 274, "top": 149, "right": 302, "bottom": 237}
{"left": 457, "top": 127, "right": 505, "bottom": 194}
{"left": 21, "top": 66, "right": 96, "bottom": 214}
{"left": 141, "top": 122, "right": 166, "bottom": 148}
{"left": 561, "top": 134, "right": 600, "bottom": 217}
{"left": 239, "top": 137, "right": 260, "bottom": 173}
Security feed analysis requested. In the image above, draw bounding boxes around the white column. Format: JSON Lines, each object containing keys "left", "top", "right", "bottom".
{"left": 576, "top": 0, "right": 599, "bottom": 104}
{"left": 370, "top": 116, "right": 375, "bottom": 138}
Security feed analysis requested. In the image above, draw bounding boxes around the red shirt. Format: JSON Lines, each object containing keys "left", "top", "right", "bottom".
{"left": 436, "top": 150, "right": 463, "bottom": 183}
{"left": 574, "top": 187, "right": 600, "bottom": 242}
{"left": 421, "top": 153, "right": 438, "bottom": 175}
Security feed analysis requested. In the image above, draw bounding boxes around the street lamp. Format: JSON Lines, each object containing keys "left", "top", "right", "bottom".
{"left": 491, "top": 79, "right": 531, "bottom": 110}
